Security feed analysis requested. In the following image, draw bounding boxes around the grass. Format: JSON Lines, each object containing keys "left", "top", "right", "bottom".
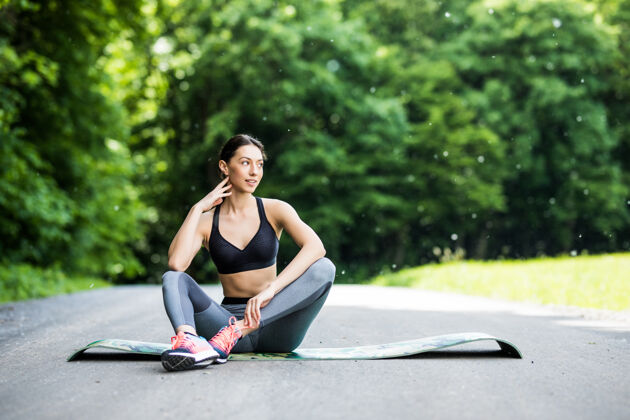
{"left": 0, "top": 264, "right": 111, "bottom": 304}
{"left": 370, "top": 253, "right": 630, "bottom": 311}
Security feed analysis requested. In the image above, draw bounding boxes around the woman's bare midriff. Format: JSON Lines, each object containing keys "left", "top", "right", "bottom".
{"left": 219, "top": 264, "right": 277, "bottom": 298}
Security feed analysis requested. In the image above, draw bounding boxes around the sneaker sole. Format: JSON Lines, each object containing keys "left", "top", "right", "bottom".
{"left": 161, "top": 350, "right": 219, "bottom": 372}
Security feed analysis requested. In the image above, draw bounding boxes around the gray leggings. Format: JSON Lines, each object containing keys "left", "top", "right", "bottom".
{"left": 162, "top": 257, "right": 335, "bottom": 352}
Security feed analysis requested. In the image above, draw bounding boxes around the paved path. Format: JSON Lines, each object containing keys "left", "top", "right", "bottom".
{"left": 1, "top": 285, "right": 628, "bottom": 419}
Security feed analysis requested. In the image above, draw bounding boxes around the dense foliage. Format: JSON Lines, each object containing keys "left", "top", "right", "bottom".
{"left": 1, "top": 0, "right": 628, "bottom": 298}
{"left": 0, "top": 0, "right": 149, "bottom": 298}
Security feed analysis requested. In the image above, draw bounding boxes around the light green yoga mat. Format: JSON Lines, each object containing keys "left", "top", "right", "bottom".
{"left": 67, "top": 332, "right": 522, "bottom": 361}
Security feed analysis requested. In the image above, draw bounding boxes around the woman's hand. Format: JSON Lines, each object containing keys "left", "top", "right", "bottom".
{"left": 197, "top": 177, "right": 232, "bottom": 212}
{"left": 244, "top": 287, "right": 275, "bottom": 328}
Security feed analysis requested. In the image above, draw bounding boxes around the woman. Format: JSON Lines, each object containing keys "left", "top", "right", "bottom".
{"left": 161, "top": 134, "right": 336, "bottom": 371}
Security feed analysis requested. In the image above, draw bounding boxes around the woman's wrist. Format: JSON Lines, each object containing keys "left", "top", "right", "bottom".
{"left": 191, "top": 202, "right": 206, "bottom": 213}
{"left": 266, "top": 282, "right": 280, "bottom": 296}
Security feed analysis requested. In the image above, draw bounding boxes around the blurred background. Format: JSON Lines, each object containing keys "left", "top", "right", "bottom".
{"left": 1, "top": 0, "right": 628, "bottom": 307}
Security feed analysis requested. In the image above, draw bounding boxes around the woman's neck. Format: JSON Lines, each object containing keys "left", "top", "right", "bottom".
{"left": 220, "top": 190, "right": 255, "bottom": 216}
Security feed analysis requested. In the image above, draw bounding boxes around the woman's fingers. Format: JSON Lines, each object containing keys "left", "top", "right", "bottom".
{"left": 247, "top": 303, "right": 253, "bottom": 327}
{"left": 204, "top": 183, "right": 232, "bottom": 209}
{"left": 212, "top": 177, "right": 230, "bottom": 193}
{"left": 245, "top": 300, "right": 255, "bottom": 328}
{"left": 246, "top": 299, "right": 260, "bottom": 328}
{"left": 215, "top": 183, "right": 231, "bottom": 200}
{"left": 253, "top": 300, "right": 260, "bottom": 326}
{"left": 244, "top": 303, "right": 250, "bottom": 327}
{"left": 255, "top": 303, "right": 261, "bottom": 323}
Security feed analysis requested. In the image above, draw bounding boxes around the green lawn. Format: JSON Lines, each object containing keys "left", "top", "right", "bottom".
{"left": 0, "top": 264, "right": 111, "bottom": 304}
{"left": 370, "top": 253, "right": 630, "bottom": 311}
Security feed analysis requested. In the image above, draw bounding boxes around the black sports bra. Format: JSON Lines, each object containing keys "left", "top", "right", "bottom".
{"left": 208, "top": 197, "right": 279, "bottom": 274}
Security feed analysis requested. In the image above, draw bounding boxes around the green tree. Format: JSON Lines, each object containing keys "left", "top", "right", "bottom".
{"left": 444, "top": 0, "right": 629, "bottom": 256}
{"left": 141, "top": 0, "right": 419, "bottom": 280}
{"left": 346, "top": 0, "right": 629, "bottom": 258}
{"left": 343, "top": 0, "right": 509, "bottom": 261}
{"left": 0, "top": 0, "right": 149, "bottom": 299}
{"left": 598, "top": 0, "right": 630, "bottom": 251}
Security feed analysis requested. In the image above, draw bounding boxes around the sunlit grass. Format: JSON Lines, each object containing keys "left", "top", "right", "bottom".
{"left": 0, "top": 265, "right": 111, "bottom": 304}
{"left": 370, "top": 253, "right": 630, "bottom": 311}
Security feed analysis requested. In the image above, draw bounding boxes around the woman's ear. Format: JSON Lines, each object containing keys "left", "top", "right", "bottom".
{"left": 218, "top": 160, "right": 228, "bottom": 177}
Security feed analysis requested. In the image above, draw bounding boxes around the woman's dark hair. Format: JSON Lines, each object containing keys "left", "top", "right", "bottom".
{"left": 218, "top": 134, "right": 267, "bottom": 178}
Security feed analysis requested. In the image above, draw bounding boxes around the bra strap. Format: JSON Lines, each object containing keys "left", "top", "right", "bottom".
{"left": 255, "top": 196, "right": 265, "bottom": 219}
{"left": 212, "top": 203, "right": 221, "bottom": 231}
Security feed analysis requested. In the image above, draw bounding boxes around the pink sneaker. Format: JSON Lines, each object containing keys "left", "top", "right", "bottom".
{"left": 208, "top": 317, "right": 243, "bottom": 363}
{"left": 161, "top": 331, "right": 219, "bottom": 371}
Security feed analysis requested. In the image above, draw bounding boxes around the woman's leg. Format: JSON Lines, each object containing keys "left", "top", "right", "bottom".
{"left": 162, "top": 271, "right": 255, "bottom": 351}
{"left": 162, "top": 271, "right": 229, "bottom": 335}
{"left": 252, "top": 257, "right": 336, "bottom": 352}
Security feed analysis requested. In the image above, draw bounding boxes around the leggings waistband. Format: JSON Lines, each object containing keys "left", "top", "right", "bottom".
{"left": 222, "top": 297, "right": 251, "bottom": 305}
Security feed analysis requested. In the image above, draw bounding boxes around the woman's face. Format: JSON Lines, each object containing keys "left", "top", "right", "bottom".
{"left": 220, "top": 144, "right": 264, "bottom": 192}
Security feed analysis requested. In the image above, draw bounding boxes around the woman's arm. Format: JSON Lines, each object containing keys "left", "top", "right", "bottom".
{"left": 268, "top": 200, "right": 326, "bottom": 295}
{"left": 244, "top": 199, "right": 326, "bottom": 327}
{"left": 167, "top": 204, "right": 207, "bottom": 272}
{"left": 167, "top": 178, "right": 232, "bottom": 271}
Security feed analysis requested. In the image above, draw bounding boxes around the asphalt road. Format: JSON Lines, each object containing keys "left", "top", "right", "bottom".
{"left": 1, "top": 284, "right": 628, "bottom": 420}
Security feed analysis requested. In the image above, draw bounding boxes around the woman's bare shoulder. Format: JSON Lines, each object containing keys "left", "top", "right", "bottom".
{"left": 261, "top": 197, "right": 294, "bottom": 216}
{"left": 260, "top": 198, "right": 294, "bottom": 236}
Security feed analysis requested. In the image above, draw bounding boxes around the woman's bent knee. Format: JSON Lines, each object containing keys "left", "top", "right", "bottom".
{"left": 162, "top": 270, "right": 184, "bottom": 291}
{"left": 311, "top": 257, "right": 336, "bottom": 285}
